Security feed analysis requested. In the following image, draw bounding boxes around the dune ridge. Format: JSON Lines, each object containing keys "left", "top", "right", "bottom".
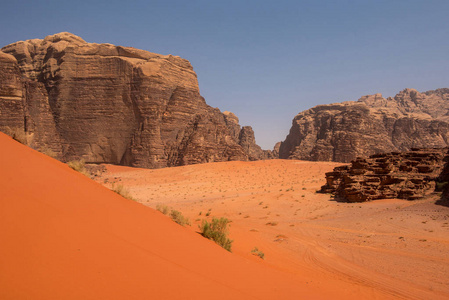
{"left": 0, "top": 132, "right": 326, "bottom": 299}
{"left": 3, "top": 131, "right": 449, "bottom": 299}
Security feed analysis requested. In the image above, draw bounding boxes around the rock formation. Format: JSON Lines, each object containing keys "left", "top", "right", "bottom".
{"left": 279, "top": 89, "right": 449, "bottom": 162}
{"left": 0, "top": 32, "right": 266, "bottom": 168}
{"left": 320, "top": 148, "right": 448, "bottom": 202}
{"left": 437, "top": 151, "right": 449, "bottom": 204}
{"left": 223, "top": 111, "right": 241, "bottom": 142}
{"left": 222, "top": 111, "right": 266, "bottom": 160}
{"left": 238, "top": 126, "right": 263, "bottom": 160}
{"left": 271, "top": 142, "right": 281, "bottom": 158}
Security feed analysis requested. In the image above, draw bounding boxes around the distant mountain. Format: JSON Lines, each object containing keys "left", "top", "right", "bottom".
{"left": 279, "top": 88, "right": 449, "bottom": 162}
{"left": 0, "top": 32, "right": 264, "bottom": 168}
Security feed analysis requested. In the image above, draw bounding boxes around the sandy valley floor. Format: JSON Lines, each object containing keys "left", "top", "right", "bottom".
{"left": 96, "top": 159, "right": 449, "bottom": 300}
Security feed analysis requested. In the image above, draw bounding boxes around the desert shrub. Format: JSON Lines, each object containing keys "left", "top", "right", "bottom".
{"left": 39, "top": 146, "right": 58, "bottom": 158}
{"left": 155, "top": 205, "right": 190, "bottom": 226}
{"left": 170, "top": 209, "right": 191, "bottom": 226}
{"left": 67, "top": 159, "right": 91, "bottom": 177}
{"left": 67, "top": 159, "right": 85, "bottom": 172}
{"left": 111, "top": 184, "right": 136, "bottom": 201}
{"left": 156, "top": 204, "right": 170, "bottom": 215}
{"left": 199, "top": 217, "right": 233, "bottom": 252}
{"left": 265, "top": 222, "right": 278, "bottom": 226}
{"left": 4, "top": 126, "right": 33, "bottom": 145}
{"left": 251, "top": 247, "right": 265, "bottom": 259}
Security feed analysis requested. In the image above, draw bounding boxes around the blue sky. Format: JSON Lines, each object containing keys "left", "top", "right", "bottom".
{"left": 1, "top": 0, "right": 448, "bottom": 149}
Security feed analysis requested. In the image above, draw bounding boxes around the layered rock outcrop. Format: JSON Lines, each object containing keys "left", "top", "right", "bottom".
{"left": 223, "top": 111, "right": 266, "bottom": 160}
{"left": 437, "top": 151, "right": 449, "bottom": 204}
{"left": 320, "top": 148, "right": 448, "bottom": 202}
{"left": 0, "top": 51, "right": 25, "bottom": 133}
{"left": 0, "top": 32, "right": 264, "bottom": 168}
{"left": 279, "top": 89, "right": 449, "bottom": 162}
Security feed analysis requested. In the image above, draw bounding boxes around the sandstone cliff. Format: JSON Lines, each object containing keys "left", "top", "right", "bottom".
{"left": 0, "top": 32, "right": 263, "bottom": 168}
{"left": 222, "top": 111, "right": 268, "bottom": 160}
{"left": 0, "top": 51, "right": 24, "bottom": 132}
{"left": 279, "top": 89, "right": 449, "bottom": 162}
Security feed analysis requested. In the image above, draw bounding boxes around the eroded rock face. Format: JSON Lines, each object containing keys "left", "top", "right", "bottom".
{"left": 223, "top": 111, "right": 268, "bottom": 160}
{"left": 238, "top": 126, "right": 265, "bottom": 161}
{"left": 320, "top": 148, "right": 448, "bottom": 202}
{"left": 279, "top": 89, "right": 449, "bottom": 162}
{"left": 0, "top": 51, "right": 24, "bottom": 131}
{"left": 223, "top": 111, "right": 241, "bottom": 142}
{"left": 437, "top": 151, "right": 449, "bottom": 203}
{"left": 0, "top": 32, "right": 258, "bottom": 168}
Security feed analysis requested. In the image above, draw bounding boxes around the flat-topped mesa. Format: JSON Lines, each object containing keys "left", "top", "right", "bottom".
{"left": 279, "top": 88, "right": 449, "bottom": 163}
{"left": 320, "top": 148, "right": 448, "bottom": 202}
{"left": 2, "top": 32, "right": 195, "bottom": 81}
{"left": 0, "top": 32, "right": 266, "bottom": 168}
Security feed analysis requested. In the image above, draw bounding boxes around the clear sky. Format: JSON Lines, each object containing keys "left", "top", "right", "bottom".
{"left": 1, "top": 0, "right": 448, "bottom": 149}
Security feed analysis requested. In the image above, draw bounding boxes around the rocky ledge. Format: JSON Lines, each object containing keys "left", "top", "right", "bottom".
{"left": 320, "top": 148, "right": 448, "bottom": 202}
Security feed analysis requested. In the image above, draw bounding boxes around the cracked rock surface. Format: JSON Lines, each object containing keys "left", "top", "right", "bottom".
{"left": 320, "top": 148, "right": 448, "bottom": 202}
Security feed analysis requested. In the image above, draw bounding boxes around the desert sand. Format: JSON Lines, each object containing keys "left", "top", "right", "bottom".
{"left": 2, "top": 130, "right": 449, "bottom": 299}
{"left": 0, "top": 132, "right": 328, "bottom": 299}
{"left": 96, "top": 159, "right": 449, "bottom": 300}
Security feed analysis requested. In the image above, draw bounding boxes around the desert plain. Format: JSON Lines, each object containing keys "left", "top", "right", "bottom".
{"left": 97, "top": 159, "right": 449, "bottom": 300}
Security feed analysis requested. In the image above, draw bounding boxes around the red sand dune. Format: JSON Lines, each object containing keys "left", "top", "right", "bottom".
{"left": 0, "top": 132, "right": 333, "bottom": 299}
{"left": 3, "top": 132, "right": 449, "bottom": 300}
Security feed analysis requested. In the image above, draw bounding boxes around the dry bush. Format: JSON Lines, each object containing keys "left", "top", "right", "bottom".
{"left": 156, "top": 204, "right": 170, "bottom": 215}
{"left": 39, "top": 146, "right": 58, "bottom": 158}
{"left": 251, "top": 247, "right": 265, "bottom": 259}
{"left": 4, "top": 127, "right": 33, "bottom": 145}
{"left": 67, "top": 159, "right": 91, "bottom": 177}
{"left": 169, "top": 210, "right": 191, "bottom": 226}
{"left": 156, "top": 205, "right": 190, "bottom": 226}
{"left": 265, "top": 222, "right": 278, "bottom": 226}
{"left": 199, "top": 217, "right": 233, "bottom": 252}
{"left": 111, "top": 184, "right": 136, "bottom": 201}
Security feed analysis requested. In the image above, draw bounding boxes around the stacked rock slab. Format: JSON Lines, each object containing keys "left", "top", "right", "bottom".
{"left": 279, "top": 89, "right": 449, "bottom": 163}
{"left": 320, "top": 148, "right": 448, "bottom": 202}
{"left": 0, "top": 32, "right": 256, "bottom": 168}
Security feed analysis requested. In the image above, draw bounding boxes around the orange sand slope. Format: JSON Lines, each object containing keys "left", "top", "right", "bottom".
{"left": 0, "top": 132, "right": 330, "bottom": 299}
